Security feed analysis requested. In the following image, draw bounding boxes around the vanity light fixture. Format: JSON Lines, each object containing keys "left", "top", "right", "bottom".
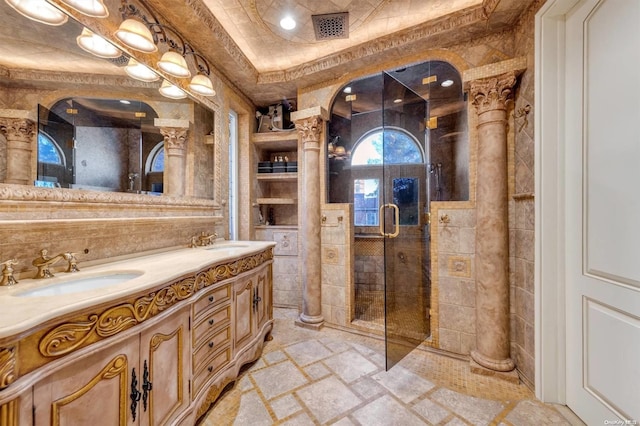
{"left": 157, "top": 51, "right": 191, "bottom": 78}
{"left": 441, "top": 79, "right": 454, "bottom": 87}
{"left": 5, "top": 0, "right": 68, "bottom": 25}
{"left": 76, "top": 27, "right": 122, "bottom": 59}
{"left": 124, "top": 58, "right": 159, "bottom": 82}
{"left": 280, "top": 15, "right": 296, "bottom": 30}
{"left": 60, "top": 0, "right": 108, "bottom": 18}
{"left": 189, "top": 74, "right": 215, "bottom": 96}
{"left": 115, "top": 18, "right": 157, "bottom": 53}
{"left": 159, "top": 79, "right": 187, "bottom": 99}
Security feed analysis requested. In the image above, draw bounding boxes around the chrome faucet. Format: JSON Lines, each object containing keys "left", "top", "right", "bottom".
{"left": 32, "top": 249, "right": 79, "bottom": 279}
{"left": 1, "top": 259, "right": 19, "bottom": 286}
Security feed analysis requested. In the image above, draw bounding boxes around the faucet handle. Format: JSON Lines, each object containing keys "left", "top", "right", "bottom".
{"left": 64, "top": 252, "right": 80, "bottom": 273}
{"left": 1, "top": 259, "right": 19, "bottom": 286}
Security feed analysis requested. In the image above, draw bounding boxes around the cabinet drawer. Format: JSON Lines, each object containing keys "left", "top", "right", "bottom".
{"left": 192, "top": 304, "right": 231, "bottom": 348}
{"left": 193, "top": 283, "right": 231, "bottom": 319}
{"left": 193, "top": 325, "right": 231, "bottom": 373}
{"left": 193, "top": 345, "right": 232, "bottom": 396}
{"left": 273, "top": 231, "right": 297, "bottom": 256}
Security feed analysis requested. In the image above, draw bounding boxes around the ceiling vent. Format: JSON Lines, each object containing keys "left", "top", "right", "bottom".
{"left": 312, "top": 12, "right": 349, "bottom": 40}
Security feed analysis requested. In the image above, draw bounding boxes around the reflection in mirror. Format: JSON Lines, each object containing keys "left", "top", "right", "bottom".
{"left": 0, "top": 0, "right": 219, "bottom": 200}
{"left": 37, "top": 98, "right": 162, "bottom": 194}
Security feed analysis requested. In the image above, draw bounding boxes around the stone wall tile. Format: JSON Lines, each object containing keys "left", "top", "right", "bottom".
{"left": 438, "top": 328, "right": 461, "bottom": 353}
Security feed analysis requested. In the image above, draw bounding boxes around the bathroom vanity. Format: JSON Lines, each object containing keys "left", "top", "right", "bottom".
{"left": 0, "top": 241, "right": 275, "bottom": 425}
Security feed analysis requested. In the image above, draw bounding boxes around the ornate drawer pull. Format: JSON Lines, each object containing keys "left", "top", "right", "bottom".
{"left": 209, "top": 319, "right": 215, "bottom": 326}
{"left": 208, "top": 341, "right": 214, "bottom": 348}
{"left": 207, "top": 366, "right": 213, "bottom": 373}
{"left": 208, "top": 295, "right": 215, "bottom": 302}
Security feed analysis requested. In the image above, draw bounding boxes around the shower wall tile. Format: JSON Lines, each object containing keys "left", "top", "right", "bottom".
{"left": 321, "top": 204, "right": 352, "bottom": 328}
{"left": 439, "top": 328, "right": 461, "bottom": 353}
{"left": 432, "top": 203, "right": 477, "bottom": 357}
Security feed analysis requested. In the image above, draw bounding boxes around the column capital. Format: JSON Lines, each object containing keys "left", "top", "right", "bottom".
{"left": 159, "top": 127, "right": 188, "bottom": 152}
{"left": 295, "top": 116, "right": 323, "bottom": 146}
{"left": 0, "top": 117, "right": 36, "bottom": 143}
{"left": 469, "top": 71, "right": 517, "bottom": 114}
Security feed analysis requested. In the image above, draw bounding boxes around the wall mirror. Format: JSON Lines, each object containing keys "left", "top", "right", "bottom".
{"left": 0, "top": 0, "right": 218, "bottom": 200}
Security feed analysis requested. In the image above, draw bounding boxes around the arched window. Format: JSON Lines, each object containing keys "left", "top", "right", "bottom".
{"left": 37, "top": 132, "right": 64, "bottom": 165}
{"left": 351, "top": 128, "right": 423, "bottom": 166}
{"left": 146, "top": 142, "right": 164, "bottom": 173}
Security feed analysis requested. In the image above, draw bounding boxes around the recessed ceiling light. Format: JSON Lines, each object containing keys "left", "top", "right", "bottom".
{"left": 119, "top": 100, "right": 131, "bottom": 104}
{"left": 393, "top": 98, "right": 402, "bottom": 104}
{"left": 343, "top": 86, "right": 352, "bottom": 94}
{"left": 280, "top": 16, "right": 296, "bottom": 30}
{"left": 441, "top": 79, "right": 454, "bottom": 87}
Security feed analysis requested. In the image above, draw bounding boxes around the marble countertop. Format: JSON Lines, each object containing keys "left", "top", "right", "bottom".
{"left": 0, "top": 240, "right": 275, "bottom": 340}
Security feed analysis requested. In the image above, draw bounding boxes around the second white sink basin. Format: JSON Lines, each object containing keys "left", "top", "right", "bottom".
{"left": 204, "top": 244, "right": 250, "bottom": 251}
{"left": 15, "top": 272, "right": 143, "bottom": 297}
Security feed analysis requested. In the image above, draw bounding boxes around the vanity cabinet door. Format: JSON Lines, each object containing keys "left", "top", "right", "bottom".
{"left": 233, "top": 274, "right": 255, "bottom": 353}
{"left": 33, "top": 336, "right": 137, "bottom": 426}
{"left": 254, "top": 266, "right": 272, "bottom": 332}
{"left": 138, "top": 306, "right": 190, "bottom": 426}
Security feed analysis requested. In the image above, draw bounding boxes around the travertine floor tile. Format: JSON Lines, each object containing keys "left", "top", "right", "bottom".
{"left": 232, "top": 390, "right": 272, "bottom": 426}
{"left": 431, "top": 387, "right": 504, "bottom": 425}
{"left": 372, "top": 365, "right": 436, "bottom": 403}
{"left": 412, "top": 397, "right": 453, "bottom": 424}
{"left": 323, "top": 350, "right": 378, "bottom": 383}
{"left": 199, "top": 308, "right": 578, "bottom": 426}
{"left": 251, "top": 360, "right": 308, "bottom": 400}
{"left": 351, "top": 394, "right": 426, "bottom": 425}
{"left": 285, "top": 339, "right": 333, "bottom": 366}
{"left": 295, "top": 376, "right": 362, "bottom": 424}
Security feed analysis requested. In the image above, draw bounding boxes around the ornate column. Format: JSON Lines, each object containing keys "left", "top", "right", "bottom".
{"left": 293, "top": 108, "right": 326, "bottom": 329}
{"left": 156, "top": 119, "right": 189, "bottom": 197}
{"left": 0, "top": 110, "right": 36, "bottom": 185}
{"left": 469, "top": 72, "right": 517, "bottom": 373}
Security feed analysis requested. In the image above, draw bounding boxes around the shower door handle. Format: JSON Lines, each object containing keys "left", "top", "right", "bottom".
{"left": 378, "top": 203, "right": 400, "bottom": 238}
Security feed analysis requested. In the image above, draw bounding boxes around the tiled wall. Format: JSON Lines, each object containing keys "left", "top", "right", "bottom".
{"left": 354, "top": 238, "right": 384, "bottom": 292}
{"left": 431, "top": 206, "right": 477, "bottom": 354}
{"left": 507, "top": 0, "right": 544, "bottom": 389}
{"left": 320, "top": 204, "right": 353, "bottom": 327}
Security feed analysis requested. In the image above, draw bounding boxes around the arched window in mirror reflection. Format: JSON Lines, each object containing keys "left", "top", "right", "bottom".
{"left": 351, "top": 128, "right": 424, "bottom": 166}
{"left": 145, "top": 141, "right": 164, "bottom": 193}
{"left": 38, "top": 132, "right": 65, "bottom": 165}
{"left": 36, "top": 132, "right": 66, "bottom": 188}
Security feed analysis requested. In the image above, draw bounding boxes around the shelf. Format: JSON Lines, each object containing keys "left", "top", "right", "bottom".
{"left": 257, "top": 197, "right": 297, "bottom": 205}
{"left": 256, "top": 173, "right": 297, "bottom": 182}
{"left": 251, "top": 131, "right": 298, "bottom": 151}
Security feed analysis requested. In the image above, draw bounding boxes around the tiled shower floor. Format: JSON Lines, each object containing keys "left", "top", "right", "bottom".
{"left": 198, "top": 308, "right": 583, "bottom": 426}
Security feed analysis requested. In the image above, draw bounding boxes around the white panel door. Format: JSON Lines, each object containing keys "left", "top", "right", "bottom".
{"left": 565, "top": 0, "right": 640, "bottom": 422}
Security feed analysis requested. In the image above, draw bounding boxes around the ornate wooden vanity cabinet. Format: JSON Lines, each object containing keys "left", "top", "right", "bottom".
{"left": 0, "top": 245, "right": 274, "bottom": 425}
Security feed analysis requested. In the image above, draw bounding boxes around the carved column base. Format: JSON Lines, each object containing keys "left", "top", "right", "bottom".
{"left": 470, "top": 349, "right": 515, "bottom": 372}
{"left": 295, "top": 314, "right": 324, "bottom": 330}
{"left": 470, "top": 358, "right": 519, "bottom": 384}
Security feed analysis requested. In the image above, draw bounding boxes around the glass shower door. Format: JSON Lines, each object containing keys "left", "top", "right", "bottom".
{"left": 381, "top": 71, "right": 431, "bottom": 370}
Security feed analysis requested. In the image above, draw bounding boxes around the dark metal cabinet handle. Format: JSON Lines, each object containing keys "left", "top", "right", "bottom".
{"left": 142, "top": 360, "right": 153, "bottom": 412}
{"left": 208, "top": 295, "right": 215, "bottom": 302}
{"left": 130, "top": 368, "right": 141, "bottom": 421}
{"left": 253, "top": 287, "right": 261, "bottom": 311}
{"left": 208, "top": 341, "right": 214, "bottom": 348}
{"left": 209, "top": 318, "right": 215, "bottom": 326}
{"left": 207, "top": 366, "right": 213, "bottom": 373}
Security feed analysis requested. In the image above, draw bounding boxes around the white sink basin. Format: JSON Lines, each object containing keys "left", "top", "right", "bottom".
{"left": 204, "top": 244, "right": 250, "bottom": 250}
{"left": 14, "top": 272, "right": 143, "bottom": 297}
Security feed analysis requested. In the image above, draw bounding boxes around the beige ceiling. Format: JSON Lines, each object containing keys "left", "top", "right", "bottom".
{"left": 0, "top": 0, "right": 535, "bottom": 106}
{"left": 202, "top": 0, "right": 482, "bottom": 73}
